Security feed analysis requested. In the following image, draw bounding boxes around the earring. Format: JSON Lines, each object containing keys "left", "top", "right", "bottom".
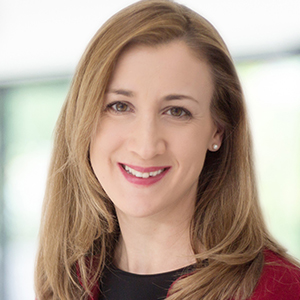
{"left": 213, "top": 144, "right": 218, "bottom": 150}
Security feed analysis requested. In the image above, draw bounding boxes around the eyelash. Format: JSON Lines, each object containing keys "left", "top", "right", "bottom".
{"left": 164, "top": 106, "right": 192, "bottom": 118}
{"left": 105, "top": 101, "right": 132, "bottom": 113}
{"left": 105, "top": 101, "right": 192, "bottom": 119}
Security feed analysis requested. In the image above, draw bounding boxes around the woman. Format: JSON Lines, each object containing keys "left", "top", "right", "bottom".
{"left": 34, "top": 1, "right": 300, "bottom": 299}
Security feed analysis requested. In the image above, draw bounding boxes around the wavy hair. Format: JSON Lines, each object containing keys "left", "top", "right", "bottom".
{"left": 35, "top": 1, "right": 293, "bottom": 299}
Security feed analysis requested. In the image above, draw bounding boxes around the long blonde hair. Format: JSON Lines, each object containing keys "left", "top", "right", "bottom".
{"left": 35, "top": 1, "right": 293, "bottom": 299}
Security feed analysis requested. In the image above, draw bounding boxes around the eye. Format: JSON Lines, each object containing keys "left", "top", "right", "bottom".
{"left": 106, "top": 101, "right": 130, "bottom": 113}
{"left": 165, "top": 107, "right": 192, "bottom": 118}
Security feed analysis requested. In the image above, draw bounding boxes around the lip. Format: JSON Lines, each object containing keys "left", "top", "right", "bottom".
{"left": 118, "top": 163, "right": 171, "bottom": 186}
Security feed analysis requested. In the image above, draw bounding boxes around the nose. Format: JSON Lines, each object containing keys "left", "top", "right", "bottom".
{"left": 126, "top": 115, "right": 166, "bottom": 160}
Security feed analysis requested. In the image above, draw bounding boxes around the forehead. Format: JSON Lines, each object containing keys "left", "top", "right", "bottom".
{"left": 108, "top": 40, "right": 213, "bottom": 100}
{"left": 115, "top": 40, "right": 208, "bottom": 72}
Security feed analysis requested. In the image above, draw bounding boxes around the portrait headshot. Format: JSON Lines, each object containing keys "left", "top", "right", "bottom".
{"left": 0, "top": 0, "right": 299, "bottom": 299}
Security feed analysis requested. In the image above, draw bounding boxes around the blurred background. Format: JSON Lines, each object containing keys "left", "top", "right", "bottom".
{"left": 0, "top": 0, "right": 300, "bottom": 299}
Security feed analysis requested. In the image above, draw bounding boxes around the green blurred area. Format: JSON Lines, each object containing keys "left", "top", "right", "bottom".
{"left": 5, "top": 81, "right": 69, "bottom": 161}
{"left": 3, "top": 80, "right": 70, "bottom": 241}
{"left": 237, "top": 56, "right": 300, "bottom": 257}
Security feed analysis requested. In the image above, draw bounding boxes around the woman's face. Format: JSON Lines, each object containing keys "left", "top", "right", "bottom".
{"left": 90, "top": 40, "right": 222, "bottom": 221}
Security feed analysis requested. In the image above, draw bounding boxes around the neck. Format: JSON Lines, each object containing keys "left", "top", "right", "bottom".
{"left": 114, "top": 209, "right": 196, "bottom": 274}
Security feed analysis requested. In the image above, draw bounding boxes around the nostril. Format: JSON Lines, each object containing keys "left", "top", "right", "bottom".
{"left": 126, "top": 124, "right": 166, "bottom": 159}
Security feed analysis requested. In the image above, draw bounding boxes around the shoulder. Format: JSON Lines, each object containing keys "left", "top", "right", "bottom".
{"left": 249, "top": 249, "right": 300, "bottom": 300}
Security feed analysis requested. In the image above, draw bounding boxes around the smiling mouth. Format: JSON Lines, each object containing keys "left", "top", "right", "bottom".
{"left": 121, "top": 164, "right": 167, "bottom": 178}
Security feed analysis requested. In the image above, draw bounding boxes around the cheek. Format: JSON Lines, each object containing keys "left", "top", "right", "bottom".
{"left": 89, "top": 135, "right": 114, "bottom": 194}
{"left": 179, "top": 142, "right": 207, "bottom": 176}
{"left": 170, "top": 126, "right": 211, "bottom": 173}
{"left": 170, "top": 124, "right": 211, "bottom": 153}
{"left": 90, "top": 122, "right": 124, "bottom": 172}
{"left": 90, "top": 127, "right": 109, "bottom": 175}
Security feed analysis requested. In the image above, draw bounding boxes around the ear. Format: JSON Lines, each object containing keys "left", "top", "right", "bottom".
{"left": 208, "top": 124, "right": 224, "bottom": 152}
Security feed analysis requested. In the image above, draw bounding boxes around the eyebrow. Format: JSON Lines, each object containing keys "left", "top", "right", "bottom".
{"left": 107, "top": 89, "right": 134, "bottom": 97}
{"left": 164, "top": 94, "right": 198, "bottom": 103}
{"left": 107, "top": 89, "right": 198, "bottom": 103}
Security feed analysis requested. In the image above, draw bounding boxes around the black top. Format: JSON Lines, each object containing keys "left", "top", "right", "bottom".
{"left": 99, "top": 264, "right": 194, "bottom": 300}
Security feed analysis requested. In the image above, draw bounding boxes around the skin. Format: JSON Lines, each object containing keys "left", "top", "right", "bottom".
{"left": 90, "top": 40, "right": 223, "bottom": 274}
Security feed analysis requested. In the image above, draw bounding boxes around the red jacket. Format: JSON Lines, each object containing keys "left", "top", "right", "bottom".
{"left": 79, "top": 250, "right": 300, "bottom": 300}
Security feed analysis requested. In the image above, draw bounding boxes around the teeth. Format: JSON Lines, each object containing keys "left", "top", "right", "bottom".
{"left": 123, "top": 165, "right": 164, "bottom": 178}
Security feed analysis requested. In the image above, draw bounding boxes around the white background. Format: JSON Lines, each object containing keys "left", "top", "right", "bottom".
{"left": 0, "top": 0, "right": 300, "bottom": 81}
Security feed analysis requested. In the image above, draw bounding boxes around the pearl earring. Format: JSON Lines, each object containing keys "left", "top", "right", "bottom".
{"left": 213, "top": 144, "right": 218, "bottom": 150}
